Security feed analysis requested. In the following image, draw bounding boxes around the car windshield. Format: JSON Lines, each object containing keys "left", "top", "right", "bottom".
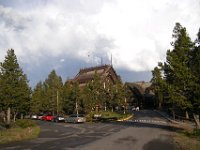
{"left": 70, "top": 114, "right": 84, "bottom": 117}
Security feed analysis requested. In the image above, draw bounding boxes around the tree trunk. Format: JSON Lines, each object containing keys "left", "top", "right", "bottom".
{"left": 185, "top": 110, "right": 189, "bottom": 119}
{"left": 20, "top": 113, "right": 24, "bottom": 119}
{"left": 158, "top": 102, "right": 162, "bottom": 110}
{"left": 2, "top": 111, "right": 6, "bottom": 122}
{"left": 193, "top": 113, "right": 200, "bottom": 129}
{"left": 172, "top": 110, "right": 175, "bottom": 120}
{"left": 158, "top": 93, "right": 163, "bottom": 110}
{"left": 7, "top": 107, "right": 11, "bottom": 124}
{"left": 123, "top": 106, "right": 126, "bottom": 114}
{"left": 13, "top": 112, "right": 17, "bottom": 122}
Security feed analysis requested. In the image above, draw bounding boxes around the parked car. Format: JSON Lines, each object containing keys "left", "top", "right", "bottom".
{"left": 65, "top": 114, "right": 86, "bottom": 123}
{"left": 41, "top": 114, "right": 54, "bottom": 121}
{"left": 52, "top": 115, "right": 65, "bottom": 122}
{"left": 31, "top": 114, "right": 37, "bottom": 119}
{"left": 37, "top": 113, "right": 44, "bottom": 120}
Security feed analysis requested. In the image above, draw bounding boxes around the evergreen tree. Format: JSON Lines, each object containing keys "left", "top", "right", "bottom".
{"left": 163, "top": 23, "right": 193, "bottom": 117}
{"left": 63, "top": 81, "right": 81, "bottom": 114}
{"left": 44, "top": 70, "right": 63, "bottom": 115}
{"left": 63, "top": 80, "right": 74, "bottom": 114}
{"left": 31, "top": 81, "right": 46, "bottom": 114}
{"left": 81, "top": 73, "right": 107, "bottom": 112}
{"left": 110, "top": 80, "right": 125, "bottom": 112}
{"left": 82, "top": 83, "right": 96, "bottom": 113}
{"left": 85, "top": 73, "right": 103, "bottom": 112}
{"left": 13, "top": 74, "right": 31, "bottom": 119}
{"left": 0, "top": 49, "right": 31, "bottom": 123}
{"left": 190, "top": 28, "right": 200, "bottom": 128}
{"left": 151, "top": 65, "right": 165, "bottom": 109}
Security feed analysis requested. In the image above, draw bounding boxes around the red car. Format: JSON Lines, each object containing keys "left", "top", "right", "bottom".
{"left": 41, "top": 115, "right": 54, "bottom": 121}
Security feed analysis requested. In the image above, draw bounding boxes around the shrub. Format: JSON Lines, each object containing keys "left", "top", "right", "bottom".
{"left": 193, "top": 129, "right": 200, "bottom": 137}
{"left": 15, "top": 119, "right": 36, "bottom": 128}
{"left": 0, "top": 122, "right": 15, "bottom": 129}
{"left": 85, "top": 112, "right": 96, "bottom": 122}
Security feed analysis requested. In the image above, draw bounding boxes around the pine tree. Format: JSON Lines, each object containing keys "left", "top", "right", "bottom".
{"left": 110, "top": 80, "right": 125, "bottom": 112}
{"left": 63, "top": 80, "right": 74, "bottom": 114}
{"left": 190, "top": 28, "right": 200, "bottom": 128}
{"left": 0, "top": 49, "right": 31, "bottom": 123}
{"left": 31, "top": 81, "right": 45, "bottom": 114}
{"left": 151, "top": 65, "right": 165, "bottom": 109}
{"left": 86, "top": 73, "right": 103, "bottom": 112}
{"left": 44, "top": 70, "right": 63, "bottom": 115}
{"left": 164, "top": 23, "right": 194, "bottom": 118}
{"left": 63, "top": 80, "right": 81, "bottom": 114}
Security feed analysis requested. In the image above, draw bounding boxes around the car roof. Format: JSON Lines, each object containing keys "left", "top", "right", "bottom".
{"left": 70, "top": 114, "right": 84, "bottom": 117}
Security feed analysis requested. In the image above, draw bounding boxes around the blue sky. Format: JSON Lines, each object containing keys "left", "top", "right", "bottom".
{"left": 0, "top": 0, "right": 199, "bottom": 87}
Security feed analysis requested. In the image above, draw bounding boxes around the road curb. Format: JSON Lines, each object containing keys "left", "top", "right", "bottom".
{"left": 154, "top": 110, "right": 194, "bottom": 129}
{"left": 154, "top": 110, "right": 173, "bottom": 122}
{"left": 117, "top": 114, "right": 133, "bottom": 122}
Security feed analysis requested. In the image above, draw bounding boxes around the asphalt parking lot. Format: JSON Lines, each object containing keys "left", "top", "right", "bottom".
{"left": 0, "top": 121, "right": 127, "bottom": 150}
{"left": 0, "top": 110, "right": 176, "bottom": 150}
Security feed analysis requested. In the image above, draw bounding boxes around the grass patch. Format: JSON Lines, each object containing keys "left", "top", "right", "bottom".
{"left": 0, "top": 119, "right": 40, "bottom": 144}
{"left": 186, "top": 129, "right": 200, "bottom": 138}
{"left": 87, "top": 111, "right": 133, "bottom": 122}
{"left": 173, "top": 129, "right": 200, "bottom": 150}
{"left": 101, "top": 111, "right": 131, "bottom": 119}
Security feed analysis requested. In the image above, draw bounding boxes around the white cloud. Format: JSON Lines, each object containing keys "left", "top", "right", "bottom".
{"left": 0, "top": 0, "right": 199, "bottom": 74}
{"left": 93, "top": 0, "right": 200, "bottom": 71}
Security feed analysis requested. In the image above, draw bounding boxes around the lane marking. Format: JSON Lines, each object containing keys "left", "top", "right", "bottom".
{"left": 125, "top": 119, "right": 168, "bottom": 124}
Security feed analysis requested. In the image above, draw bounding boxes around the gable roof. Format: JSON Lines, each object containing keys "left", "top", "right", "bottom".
{"left": 73, "top": 65, "right": 120, "bottom": 87}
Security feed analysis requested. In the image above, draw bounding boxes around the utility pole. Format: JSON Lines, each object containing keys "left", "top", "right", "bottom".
{"left": 124, "top": 97, "right": 127, "bottom": 114}
{"left": 57, "top": 90, "right": 59, "bottom": 115}
{"left": 76, "top": 100, "right": 79, "bottom": 116}
{"left": 111, "top": 53, "right": 113, "bottom": 66}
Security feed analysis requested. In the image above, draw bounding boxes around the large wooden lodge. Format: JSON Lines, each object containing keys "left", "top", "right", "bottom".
{"left": 73, "top": 64, "right": 121, "bottom": 87}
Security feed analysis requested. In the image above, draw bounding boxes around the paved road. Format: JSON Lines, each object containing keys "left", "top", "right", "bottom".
{"left": 81, "top": 110, "right": 176, "bottom": 150}
{"left": 0, "top": 110, "right": 177, "bottom": 150}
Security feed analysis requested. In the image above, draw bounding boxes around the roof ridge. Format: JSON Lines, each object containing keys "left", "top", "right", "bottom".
{"left": 80, "top": 64, "right": 111, "bottom": 72}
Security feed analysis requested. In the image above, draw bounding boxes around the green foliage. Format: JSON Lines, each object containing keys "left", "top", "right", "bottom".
{"left": 15, "top": 119, "right": 37, "bottom": 128}
{"left": 80, "top": 72, "right": 125, "bottom": 113}
{"left": 183, "top": 129, "right": 200, "bottom": 139}
{"left": 86, "top": 111, "right": 131, "bottom": 122}
{"left": 189, "top": 28, "right": 200, "bottom": 112}
{"left": 31, "top": 70, "right": 63, "bottom": 115}
{"left": 31, "top": 81, "right": 46, "bottom": 113}
{"left": 44, "top": 70, "right": 63, "bottom": 114}
{"left": 192, "top": 129, "right": 200, "bottom": 137}
{"left": 63, "top": 81, "right": 81, "bottom": 114}
{"left": 81, "top": 73, "right": 104, "bottom": 112}
{"left": 163, "top": 23, "right": 194, "bottom": 110}
{"left": 0, "top": 49, "right": 31, "bottom": 123}
{"left": 0, "top": 125, "right": 40, "bottom": 144}
{"left": 63, "top": 81, "right": 74, "bottom": 114}
{"left": 151, "top": 65, "right": 166, "bottom": 109}
{"left": 151, "top": 23, "right": 200, "bottom": 127}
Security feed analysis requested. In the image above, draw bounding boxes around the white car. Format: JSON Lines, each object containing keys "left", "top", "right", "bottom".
{"left": 31, "top": 114, "right": 37, "bottom": 119}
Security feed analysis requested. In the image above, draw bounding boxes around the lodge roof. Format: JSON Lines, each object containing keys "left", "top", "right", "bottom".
{"left": 73, "top": 64, "right": 120, "bottom": 86}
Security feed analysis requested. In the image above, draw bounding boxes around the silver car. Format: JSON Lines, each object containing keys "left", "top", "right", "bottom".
{"left": 65, "top": 114, "right": 86, "bottom": 123}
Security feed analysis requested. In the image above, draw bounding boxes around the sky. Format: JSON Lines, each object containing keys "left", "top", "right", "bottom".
{"left": 0, "top": 0, "right": 200, "bottom": 87}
